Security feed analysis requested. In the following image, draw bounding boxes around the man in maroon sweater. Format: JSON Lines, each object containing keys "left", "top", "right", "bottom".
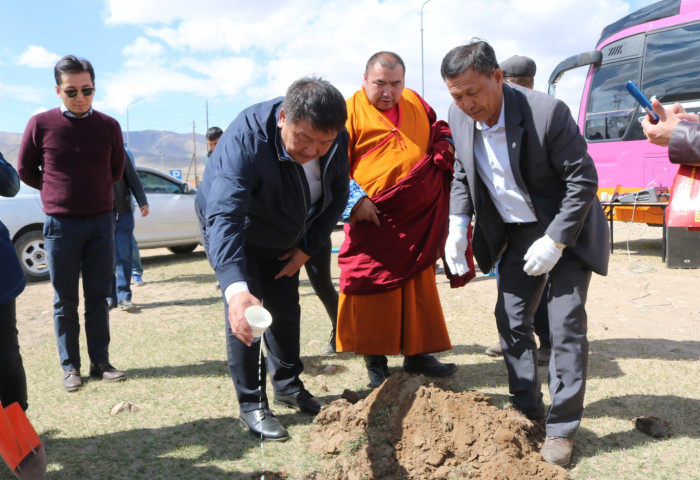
{"left": 18, "top": 55, "right": 126, "bottom": 392}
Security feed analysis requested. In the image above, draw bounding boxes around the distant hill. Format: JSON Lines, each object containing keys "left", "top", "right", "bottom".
{"left": 0, "top": 130, "right": 208, "bottom": 182}
{"left": 0, "top": 132, "right": 22, "bottom": 164}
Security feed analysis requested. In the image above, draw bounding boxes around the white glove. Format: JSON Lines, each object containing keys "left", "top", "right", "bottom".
{"left": 444, "top": 216, "right": 470, "bottom": 276}
{"left": 523, "top": 235, "right": 564, "bottom": 276}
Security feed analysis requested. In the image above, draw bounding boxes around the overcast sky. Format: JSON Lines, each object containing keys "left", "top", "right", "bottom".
{"left": 0, "top": 0, "right": 656, "bottom": 136}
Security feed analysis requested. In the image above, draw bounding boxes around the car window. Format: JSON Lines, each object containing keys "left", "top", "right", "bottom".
{"left": 138, "top": 171, "right": 183, "bottom": 194}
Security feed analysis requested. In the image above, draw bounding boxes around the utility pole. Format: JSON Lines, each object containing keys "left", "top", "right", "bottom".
{"left": 192, "top": 121, "right": 199, "bottom": 187}
{"left": 126, "top": 97, "right": 145, "bottom": 146}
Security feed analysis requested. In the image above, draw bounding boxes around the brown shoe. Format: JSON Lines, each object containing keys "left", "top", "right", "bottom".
{"left": 62, "top": 369, "right": 82, "bottom": 391}
{"left": 89, "top": 362, "right": 126, "bottom": 382}
{"left": 541, "top": 436, "right": 574, "bottom": 466}
{"left": 485, "top": 342, "right": 503, "bottom": 357}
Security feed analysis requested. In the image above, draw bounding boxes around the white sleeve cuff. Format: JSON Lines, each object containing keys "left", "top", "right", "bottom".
{"left": 224, "top": 281, "right": 249, "bottom": 304}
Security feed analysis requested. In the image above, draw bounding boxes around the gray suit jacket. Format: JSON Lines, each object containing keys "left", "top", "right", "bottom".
{"left": 449, "top": 83, "right": 609, "bottom": 276}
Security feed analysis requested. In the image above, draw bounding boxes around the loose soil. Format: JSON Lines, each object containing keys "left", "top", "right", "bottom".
{"left": 305, "top": 373, "right": 567, "bottom": 480}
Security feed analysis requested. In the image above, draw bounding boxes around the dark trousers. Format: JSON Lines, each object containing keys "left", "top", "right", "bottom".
{"left": 0, "top": 300, "right": 28, "bottom": 410}
{"left": 496, "top": 261, "right": 551, "bottom": 348}
{"left": 44, "top": 213, "right": 115, "bottom": 371}
{"left": 497, "top": 222, "right": 591, "bottom": 438}
{"left": 304, "top": 241, "right": 338, "bottom": 331}
{"left": 225, "top": 245, "right": 306, "bottom": 412}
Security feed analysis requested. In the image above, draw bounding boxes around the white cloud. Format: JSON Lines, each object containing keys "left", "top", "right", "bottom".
{"left": 0, "top": 81, "right": 45, "bottom": 103}
{"left": 17, "top": 45, "right": 61, "bottom": 68}
{"left": 93, "top": 0, "right": 659, "bottom": 128}
{"left": 31, "top": 106, "right": 49, "bottom": 116}
{"left": 123, "top": 37, "right": 166, "bottom": 67}
{"left": 104, "top": 1, "right": 637, "bottom": 99}
{"left": 178, "top": 56, "right": 260, "bottom": 97}
{"left": 97, "top": 66, "right": 206, "bottom": 113}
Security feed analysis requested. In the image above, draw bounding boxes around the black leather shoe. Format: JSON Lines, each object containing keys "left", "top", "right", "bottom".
{"left": 515, "top": 403, "right": 546, "bottom": 423}
{"left": 89, "top": 362, "right": 126, "bottom": 382}
{"left": 364, "top": 354, "right": 390, "bottom": 388}
{"left": 273, "top": 389, "right": 322, "bottom": 415}
{"left": 239, "top": 408, "right": 289, "bottom": 441}
{"left": 403, "top": 353, "right": 458, "bottom": 377}
{"left": 62, "top": 369, "right": 82, "bottom": 392}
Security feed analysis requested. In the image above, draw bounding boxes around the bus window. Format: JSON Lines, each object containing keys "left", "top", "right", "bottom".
{"left": 643, "top": 21, "right": 700, "bottom": 105}
{"left": 584, "top": 61, "right": 640, "bottom": 142}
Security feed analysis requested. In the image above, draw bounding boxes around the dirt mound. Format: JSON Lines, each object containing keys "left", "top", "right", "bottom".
{"left": 305, "top": 373, "right": 568, "bottom": 480}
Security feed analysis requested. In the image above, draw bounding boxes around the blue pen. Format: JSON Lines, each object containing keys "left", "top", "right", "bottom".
{"left": 625, "top": 81, "right": 660, "bottom": 124}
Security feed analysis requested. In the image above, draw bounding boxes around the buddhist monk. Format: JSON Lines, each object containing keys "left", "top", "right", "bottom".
{"left": 337, "top": 51, "right": 461, "bottom": 387}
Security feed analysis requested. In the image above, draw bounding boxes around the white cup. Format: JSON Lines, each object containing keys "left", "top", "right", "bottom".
{"left": 245, "top": 306, "right": 272, "bottom": 338}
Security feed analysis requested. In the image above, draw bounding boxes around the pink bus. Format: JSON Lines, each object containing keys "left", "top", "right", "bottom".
{"left": 547, "top": 0, "right": 700, "bottom": 225}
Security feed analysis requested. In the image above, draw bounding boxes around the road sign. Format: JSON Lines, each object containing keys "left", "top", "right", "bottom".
{"left": 169, "top": 169, "right": 182, "bottom": 180}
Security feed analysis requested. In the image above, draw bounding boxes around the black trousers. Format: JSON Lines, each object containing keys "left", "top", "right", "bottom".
{"left": 0, "top": 300, "right": 28, "bottom": 410}
{"left": 304, "top": 240, "right": 338, "bottom": 331}
{"left": 225, "top": 244, "right": 306, "bottom": 412}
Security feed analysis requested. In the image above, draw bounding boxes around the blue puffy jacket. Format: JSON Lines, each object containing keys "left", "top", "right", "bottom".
{"left": 196, "top": 98, "right": 349, "bottom": 290}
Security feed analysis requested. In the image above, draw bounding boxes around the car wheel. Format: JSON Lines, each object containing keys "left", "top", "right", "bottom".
{"left": 14, "top": 230, "right": 50, "bottom": 282}
{"left": 167, "top": 244, "right": 198, "bottom": 254}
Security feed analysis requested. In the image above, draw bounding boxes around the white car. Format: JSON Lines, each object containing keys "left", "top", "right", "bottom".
{"left": 0, "top": 165, "right": 201, "bottom": 282}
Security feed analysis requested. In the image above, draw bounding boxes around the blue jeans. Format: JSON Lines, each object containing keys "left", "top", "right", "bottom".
{"left": 110, "top": 210, "right": 135, "bottom": 303}
{"left": 131, "top": 234, "right": 143, "bottom": 276}
{"left": 44, "top": 213, "right": 114, "bottom": 371}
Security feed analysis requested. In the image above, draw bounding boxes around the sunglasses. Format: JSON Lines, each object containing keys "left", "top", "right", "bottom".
{"left": 62, "top": 87, "right": 95, "bottom": 98}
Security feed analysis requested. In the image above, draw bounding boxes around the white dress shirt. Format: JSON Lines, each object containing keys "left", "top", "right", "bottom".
{"left": 474, "top": 101, "right": 536, "bottom": 223}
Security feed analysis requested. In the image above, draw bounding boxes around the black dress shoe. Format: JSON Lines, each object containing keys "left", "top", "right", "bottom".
{"left": 514, "top": 403, "right": 546, "bottom": 422}
{"left": 273, "top": 389, "right": 322, "bottom": 415}
{"left": 239, "top": 408, "right": 289, "bottom": 441}
{"left": 364, "top": 354, "right": 390, "bottom": 388}
{"left": 62, "top": 369, "right": 82, "bottom": 392}
{"left": 89, "top": 362, "right": 126, "bottom": 382}
{"left": 403, "top": 353, "right": 458, "bottom": 377}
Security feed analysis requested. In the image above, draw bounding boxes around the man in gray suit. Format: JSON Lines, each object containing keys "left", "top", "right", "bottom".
{"left": 440, "top": 40, "right": 609, "bottom": 467}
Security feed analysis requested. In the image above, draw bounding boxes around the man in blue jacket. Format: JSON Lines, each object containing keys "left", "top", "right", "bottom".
{"left": 196, "top": 77, "right": 349, "bottom": 441}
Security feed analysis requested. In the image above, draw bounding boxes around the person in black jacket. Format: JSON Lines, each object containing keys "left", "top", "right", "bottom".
{"left": 196, "top": 77, "right": 349, "bottom": 441}
{"left": 107, "top": 146, "right": 148, "bottom": 311}
{"left": 0, "top": 151, "right": 28, "bottom": 412}
{"left": 0, "top": 152, "right": 48, "bottom": 480}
